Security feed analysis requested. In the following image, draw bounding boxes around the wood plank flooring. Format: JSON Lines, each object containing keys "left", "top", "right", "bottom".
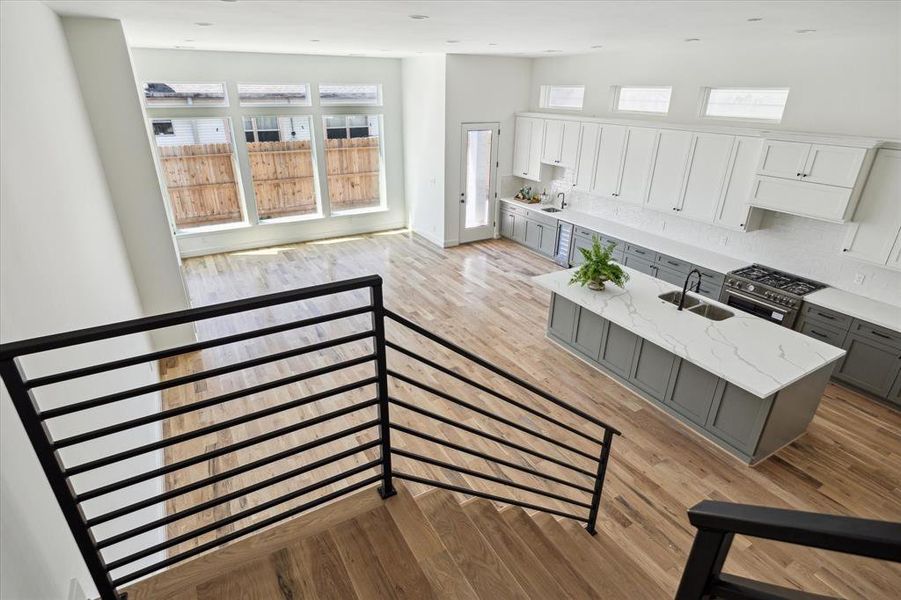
{"left": 132, "top": 230, "right": 899, "bottom": 598}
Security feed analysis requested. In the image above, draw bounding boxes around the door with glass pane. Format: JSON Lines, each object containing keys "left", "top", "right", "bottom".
{"left": 459, "top": 123, "right": 499, "bottom": 243}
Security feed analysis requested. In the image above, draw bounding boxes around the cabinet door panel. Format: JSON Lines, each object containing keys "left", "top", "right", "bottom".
{"left": 757, "top": 140, "right": 809, "bottom": 179}
{"left": 750, "top": 176, "right": 852, "bottom": 222}
{"left": 706, "top": 384, "right": 772, "bottom": 454}
{"left": 591, "top": 125, "right": 627, "bottom": 196}
{"left": 622, "top": 254, "right": 656, "bottom": 277}
{"left": 599, "top": 322, "right": 638, "bottom": 378}
{"left": 802, "top": 144, "right": 866, "bottom": 187}
{"left": 512, "top": 213, "right": 528, "bottom": 242}
{"left": 679, "top": 133, "right": 735, "bottom": 222}
{"left": 833, "top": 334, "right": 901, "bottom": 397}
{"left": 537, "top": 222, "right": 557, "bottom": 256}
{"left": 631, "top": 339, "right": 676, "bottom": 401}
{"left": 666, "top": 359, "right": 719, "bottom": 426}
{"left": 645, "top": 130, "right": 692, "bottom": 212}
{"left": 559, "top": 120, "right": 581, "bottom": 168}
{"left": 570, "top": 234, "right": 593, "bottom": 266}
{"left": 654, "top": 264, "right": 685, "bottom": 286}
{"left": 500, "top": 211, "right": 515, "bottom": 238}
{"left": 574, "top": 123, "right": 600, "bottom": 191}
{"left": 617, "top": 127, "right": 658, "bottom": 204}
{"left": 548, "top": 294, "right": 578, "bottom": 342}
{"left": 513, "top": 117, "right": 533, "bottom": 177}
{"left": 524, "top": 219, "right": 542, "bottom": 250}
{"left": 888, "top": 371, "right": 901, "bottom": 408}
{"left": 526, "top": 118, "right": 544, "bottom": 180}
{"left": 715, "top": 136, "right": 762, "bottom": 230}
{"left": 841, "top": 149, "right": 901, "bottom": 265}
{"left": 573, "top": 308, "right": 605, "bottom": 361}
{"left": 541, "top": 120, "right": 563, "bottom": 164}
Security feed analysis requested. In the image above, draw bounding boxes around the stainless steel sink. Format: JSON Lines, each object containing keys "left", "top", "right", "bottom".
{"left": 658, "top": 291, "right": 702, "bottom": 309}
{"left": 541, "top": 207, "right": 562, "bottom": 213}
{"left": 688, "top": 304, "right": 734, "bottom": 321}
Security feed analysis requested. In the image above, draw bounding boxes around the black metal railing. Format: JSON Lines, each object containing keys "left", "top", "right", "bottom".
{"left": 0, "top": 275, "right": 620, "bottom": 600}
{"left": 675, "top": 500, "right": 901, "bottom": 600}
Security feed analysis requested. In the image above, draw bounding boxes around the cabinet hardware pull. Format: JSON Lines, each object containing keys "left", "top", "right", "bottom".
{"left": 801, "top": 173, "right": 808, "bottom": 177}
{"left": 667, "top": 261, "right": 679, "bottom": 266}
{"left": 796, "top": 172, "right": 801, "bottom": 177}
{"left": 810, "top": 330, "right": 827, "bottom": 338}
{"left": 872, "top": 330, "right": 893, "bottom": 340}
{"left": 816, "top": 312, "right": 835, "bottom": 320}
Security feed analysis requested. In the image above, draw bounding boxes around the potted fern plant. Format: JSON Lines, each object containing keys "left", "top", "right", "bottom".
{"left": 570, "top": 237, "right": 630, "bottom": 291}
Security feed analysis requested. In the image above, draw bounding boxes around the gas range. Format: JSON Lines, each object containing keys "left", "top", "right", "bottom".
{"left": 719, "top": 264, "right": 827, "bottom": 328}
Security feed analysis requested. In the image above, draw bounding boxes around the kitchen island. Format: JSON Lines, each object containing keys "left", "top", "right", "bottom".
{"left": 534, "top": 267, "right": 846, "bottom": 465}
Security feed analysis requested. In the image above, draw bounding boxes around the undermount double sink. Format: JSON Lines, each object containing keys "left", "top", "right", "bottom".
{"left": 541, "top": 207, "right": 562, "bottom": 213}
{"left": 658, "top": 291, "right": 734, "bottom": 321}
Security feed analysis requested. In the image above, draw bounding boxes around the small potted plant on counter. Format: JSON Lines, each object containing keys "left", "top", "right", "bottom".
{"left": 570, "top": 237, "right": 629, "bottom": 291}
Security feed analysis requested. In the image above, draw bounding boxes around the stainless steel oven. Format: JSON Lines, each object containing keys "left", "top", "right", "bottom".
{"left": 719, "top": 264, "right": 826, "bottom": 329}
{"left": 719, "top": 287, "right": 797, "bottom": 328}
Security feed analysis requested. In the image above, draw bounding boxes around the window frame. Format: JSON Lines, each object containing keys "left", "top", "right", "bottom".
{"left": 141, "top": 81, "right": 229, "bottom": 108}
{"left": 321, "top": 113, "right": 387, "bottom": 216}
{"left": 539, "top": 85, "right": 585, "bottom": 111}
{"left": 698, "top": 86, "right": 790, "bottom": 123}
{"left": 611, "top": 85, "right": 673, "bottom": 115}
{"left": 236, "top": 82, "right": 312, "bottom": 107}
{"left": 317, "top": 83, "right": 383, "bottom": 107}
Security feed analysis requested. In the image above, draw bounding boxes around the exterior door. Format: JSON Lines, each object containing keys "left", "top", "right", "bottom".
{"left": 459, "top": 123, "right": 499, "bottom": 243}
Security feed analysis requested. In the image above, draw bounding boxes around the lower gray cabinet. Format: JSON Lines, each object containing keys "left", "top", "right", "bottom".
{"left": 598, "top": 322, "right": 638, "bottom": 378}
{"left": 631, "top": 339, "right": 676, "bottom": 401}
{"left": 654, "top": 264, "right": 685, "bottom": 287}
{"left": 571, "top": 234, "right": 592, "bottom": 266}
{"left": 512, "top": 214, "right": 527, "bottom": 243}
{"left": 797, "top": 318, "right": 847, "bottom": 348}
{"left": 548, "top": 294, "right": 577, "bottom": 342}
{"left": 524, "top": 219, "right": 542, "bottom": 251}
{"left": 889, "top": 372, "right": 901, "bottom": 408}
{"left": 622, "top": 254, "right": 657, "bottom": 277}
{"left": 500, "top": 210, "right": 515, "bottom": 238}
{"left": 573, "top": 307, "right": 605, "bottom": 361}
{"left": 706, "top": 384, "right": 773, "bottom": 454}
{"left": 537, "top": 222, "right": 557, "bottom": 256}
{"left": 665, "top": 359, "right": 719, "bottom": 426}
{"left": 833, "top": 333, "right": 901, "bottom": 397}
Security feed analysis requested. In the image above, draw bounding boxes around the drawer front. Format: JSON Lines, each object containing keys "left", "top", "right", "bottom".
{"left": 655, "top": 253, "right": 692, "bottom": 274}
{"left": 625, "top": 243, "right": 654, "bottom": 260}
{"left": 570, "top": 234, "right": 593, "bottom": 266}
{"left": 801, "top": 304, "right": 852, "bottom": 331}
{"left": 525, "top": 209, "right": 558, "bottom": 228}
{"left": 655, "top": 264, "right": 686, "bottom": 287}
{"left": 575, "top": 226, "right": 598, "bottom": 239}
{"left": 694, "top": 267, "right": 725, "bottom": 287}
{"left": 696, "top": 281, "right": 723, "bottom": 301}
{"left": 798, "top": 318, "right": 847, "bottom": 348}
{"left": 849, "top": 319, "right": 901, "bottom": 350}
{"left": 623, "top": 254, "right": 656, "bottom": 276}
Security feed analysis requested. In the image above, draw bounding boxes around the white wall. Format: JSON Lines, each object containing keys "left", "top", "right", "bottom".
{"left": 62, "top": 17, "right": 193, "bottom": 348}
{"left": 1, "top": 3, "right": 165, "bottom": 597}
{"left": 401, "top": 55, "right": 447, "bottom": 246}
{"left": 444, "top": 55, "right": 533, "bottom": 245}
{"left": 130, "top": 48, "right": 407, "bottom": 257}
{"left": 530, "top": 36, "right": 900, "bottom": 139}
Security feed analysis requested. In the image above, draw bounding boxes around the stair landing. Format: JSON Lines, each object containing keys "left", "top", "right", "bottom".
{"left": 123, "top": 482, "right": 662, "bottom": 600}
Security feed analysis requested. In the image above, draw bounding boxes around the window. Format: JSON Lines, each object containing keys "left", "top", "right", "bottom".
{"left": 237, "top": 83, "right": 310, "bottom": 106}
{"left": 322, "top": 115, "right": 384, "bottom": 213}
{"left": 318, "top": 83, "right": 381, "bottom": 106}
{"left": 613, "top": 86, "right": 672, "bottom": 114}
{"left": 701, "top": 87, "right": 790, "bottom": 122}
{"left": 539, "top": 85, "right": 585, "bottom": 110}
{"left": 243, "top": 116, "right": 320, "bottom": 221}
{"left": 150, "top": 117, "right": 245, "bottom": 231}
{"left": 142, "top": 82, "right": 227, "bottom": 107}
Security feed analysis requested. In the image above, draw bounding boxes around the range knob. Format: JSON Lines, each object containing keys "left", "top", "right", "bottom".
{"left": 747, "top": 284, "right": 756, "bottom": 292}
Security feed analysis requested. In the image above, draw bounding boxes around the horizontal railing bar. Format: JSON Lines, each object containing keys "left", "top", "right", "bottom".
{"left": 393, "top": 472, "right": 586, "bottom": 522}
{"left": 65, "top": 379, "right": 377, "bottom": 476}
{"left": 52, "top": 351, "right": 375, "bottom": 447}
{"left": 43, "top": 331, "right": 374, "bottom": 421}
{"left": 389, "top": 370, "right": 599, "bottom": 463}
{"left": 389, "top": 397, "right": 595, "bottom": 479}
{"left": 105, "top": 460, "right": 381, "bottom": 571}
{"left": 85, "top": 420, "right": 379, "bottom": 526}
{"left": 385, "top": 309, "right": 621, "bottom": 436}
{"left": 386, "top": 341, "right": 604, "bottom": 446}
{"left": 393, "top": 448, "right": 592, "bottom": 510}
{"left": 111, "top": 476, "right": 381, "bottom": 587}
{"left": 0, "top": 275, "right": 382, "bottom": 359}
{"left": 389, "top": 423, "right": 594, "bottom": 495}
{"left": 75, "top": 405, "right": 379, "bottom": 502}
{"left": 97, "top": 440, "right": 381, "bottom": 549}
{"left": 27, "top": 305, "right": 374, "bottom": 389}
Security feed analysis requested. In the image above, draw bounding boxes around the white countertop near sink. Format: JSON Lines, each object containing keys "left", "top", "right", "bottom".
{"left": 804, "top": 287, "right": 901, "bottom": 332}
{"left": 533, "top": 266, "right": 846, "bottom": 398}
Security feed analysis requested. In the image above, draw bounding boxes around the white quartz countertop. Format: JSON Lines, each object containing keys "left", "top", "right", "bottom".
{"left": 805, "top": 287, "right": 901, "bottom": 331}
{"left": 533, "top": 267, "right": 846, "bottom": 398}
{"left": 501, "top": 198, "right": 746, "bottom": 274}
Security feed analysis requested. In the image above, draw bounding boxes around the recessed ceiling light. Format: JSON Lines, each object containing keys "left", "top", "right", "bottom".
{"left": 194, "top": 22, "right": 213, "bottom": 27}
{"left": 591, "top": 44, "right": 603, "bottom": 49}
{"left": 408, "top": 14, "right": 429, "bottom": 20}
{"left": 310, "top": 39, "right": 320, "bottom": 42}
{"left": 747, "top": 17, "right": 763, "bottom": 22}
{"left": 446, "top": 40, "right": 460, "bottom": 43}
{"left": 488, "top": 42, "right": 497, "bottom": 46}
{"left": 184, "top": 39, "right": 195, "bottom": 42}
{"left": 684, "top": 38, "right": 701, "bottom": 42}
{"left": 795, "top": 29, "right": 817, "bottom": 34}
{"left": 544, "top": 49, "right": 561, "bottom": 53}
{"left": 174, "top": 45, "right": 196, "bottom": 49}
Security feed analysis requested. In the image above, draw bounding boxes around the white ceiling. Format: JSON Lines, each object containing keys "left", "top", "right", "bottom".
{"left": 46, "top": 0, "right": 900, "bottom": 58}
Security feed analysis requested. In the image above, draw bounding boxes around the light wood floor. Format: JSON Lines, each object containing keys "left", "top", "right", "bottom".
{"left": 134, "top": 230, "right": 899, "bottom": 598}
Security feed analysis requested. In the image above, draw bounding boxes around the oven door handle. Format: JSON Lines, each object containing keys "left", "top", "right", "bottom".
{"left": 724, "top": 289, "right": 790, "bottom": 314}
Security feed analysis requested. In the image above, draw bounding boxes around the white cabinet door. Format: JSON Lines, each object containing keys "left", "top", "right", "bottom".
{"left": 525, "top": 118, "right": 544, "bottom": 180}
{"left": 679, "top": 133, "right": 735, "bottom": 222}
{"left": 541, "top": 119, "right": 563, "bottom": 165}
{"left": 887, "top": 228, "right": 901, "bottom": 271}
{"left": 750, "top": 176, "right": 852, "bottom": 222}
{"left": 513, "top": 116, "right": 533, "bottom": 177}
{"left": 715, "top": 136, "right": 763, "bottom": 231}
{"left": 802, "top": 144, "right": 867, "bottom": 187}
{"left": 645, "top": 129, "right": 692, "bottom": 213}
{"left": 558, "top": 120, "right": 581, "bottom": 169}
{"left": 616, "top": 127, "right": 658, "bottom": 204}
{"left": 841, "top": 149, "right": 901, "bottom": 265}
{"left": 591, "top": 125, "right": 627, "bottom": 196}
{"left": 574, "top": 122, "right": 600, "bottom": 192}
{"left": 757, "top": 140, "right": 810, "bottom": 179}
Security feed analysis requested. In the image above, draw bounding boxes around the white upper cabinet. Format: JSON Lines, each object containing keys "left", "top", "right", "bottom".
{"left": 802, "top": 144, "right": 867, "bottom": 187}
{"left": 591, "top": 125, "right": 628, "bottom": 197}
{"left": 678, "top": 133, "right": 736, "bottom": 222}
{"left": 841, "top": 149, "right": 901, "bottom": 268}
{"left": 616, "top": 127, "right": 658, "bottom": 204}
{"left": 645, "top": 130, "right": 692, "bottom": 213}
{"left": 574, "top": 122, "right": 600, "bottom": 192}
{"left": 757, "top": 140, "right": 811, "bottom": 179}
{"left": 714, "top": 137, "right": 763, "bottom": 231}
{"left": 542, "top": 120, "right": 580, "bottom": 168}
{"left": 513, "top": 116, "right": 544, "bottom": 181}
{"left": 541, "top": 120, "right": 564, "bottom": 164}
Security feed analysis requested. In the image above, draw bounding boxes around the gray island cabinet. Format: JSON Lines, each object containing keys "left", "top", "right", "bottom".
{"left": 536, "top": 268, "right": 845, "bottom": 465}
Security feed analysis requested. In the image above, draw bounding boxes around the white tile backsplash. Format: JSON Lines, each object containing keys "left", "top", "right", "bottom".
{"left": 542, "top": 178, "right": 901, "bottom": 305}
